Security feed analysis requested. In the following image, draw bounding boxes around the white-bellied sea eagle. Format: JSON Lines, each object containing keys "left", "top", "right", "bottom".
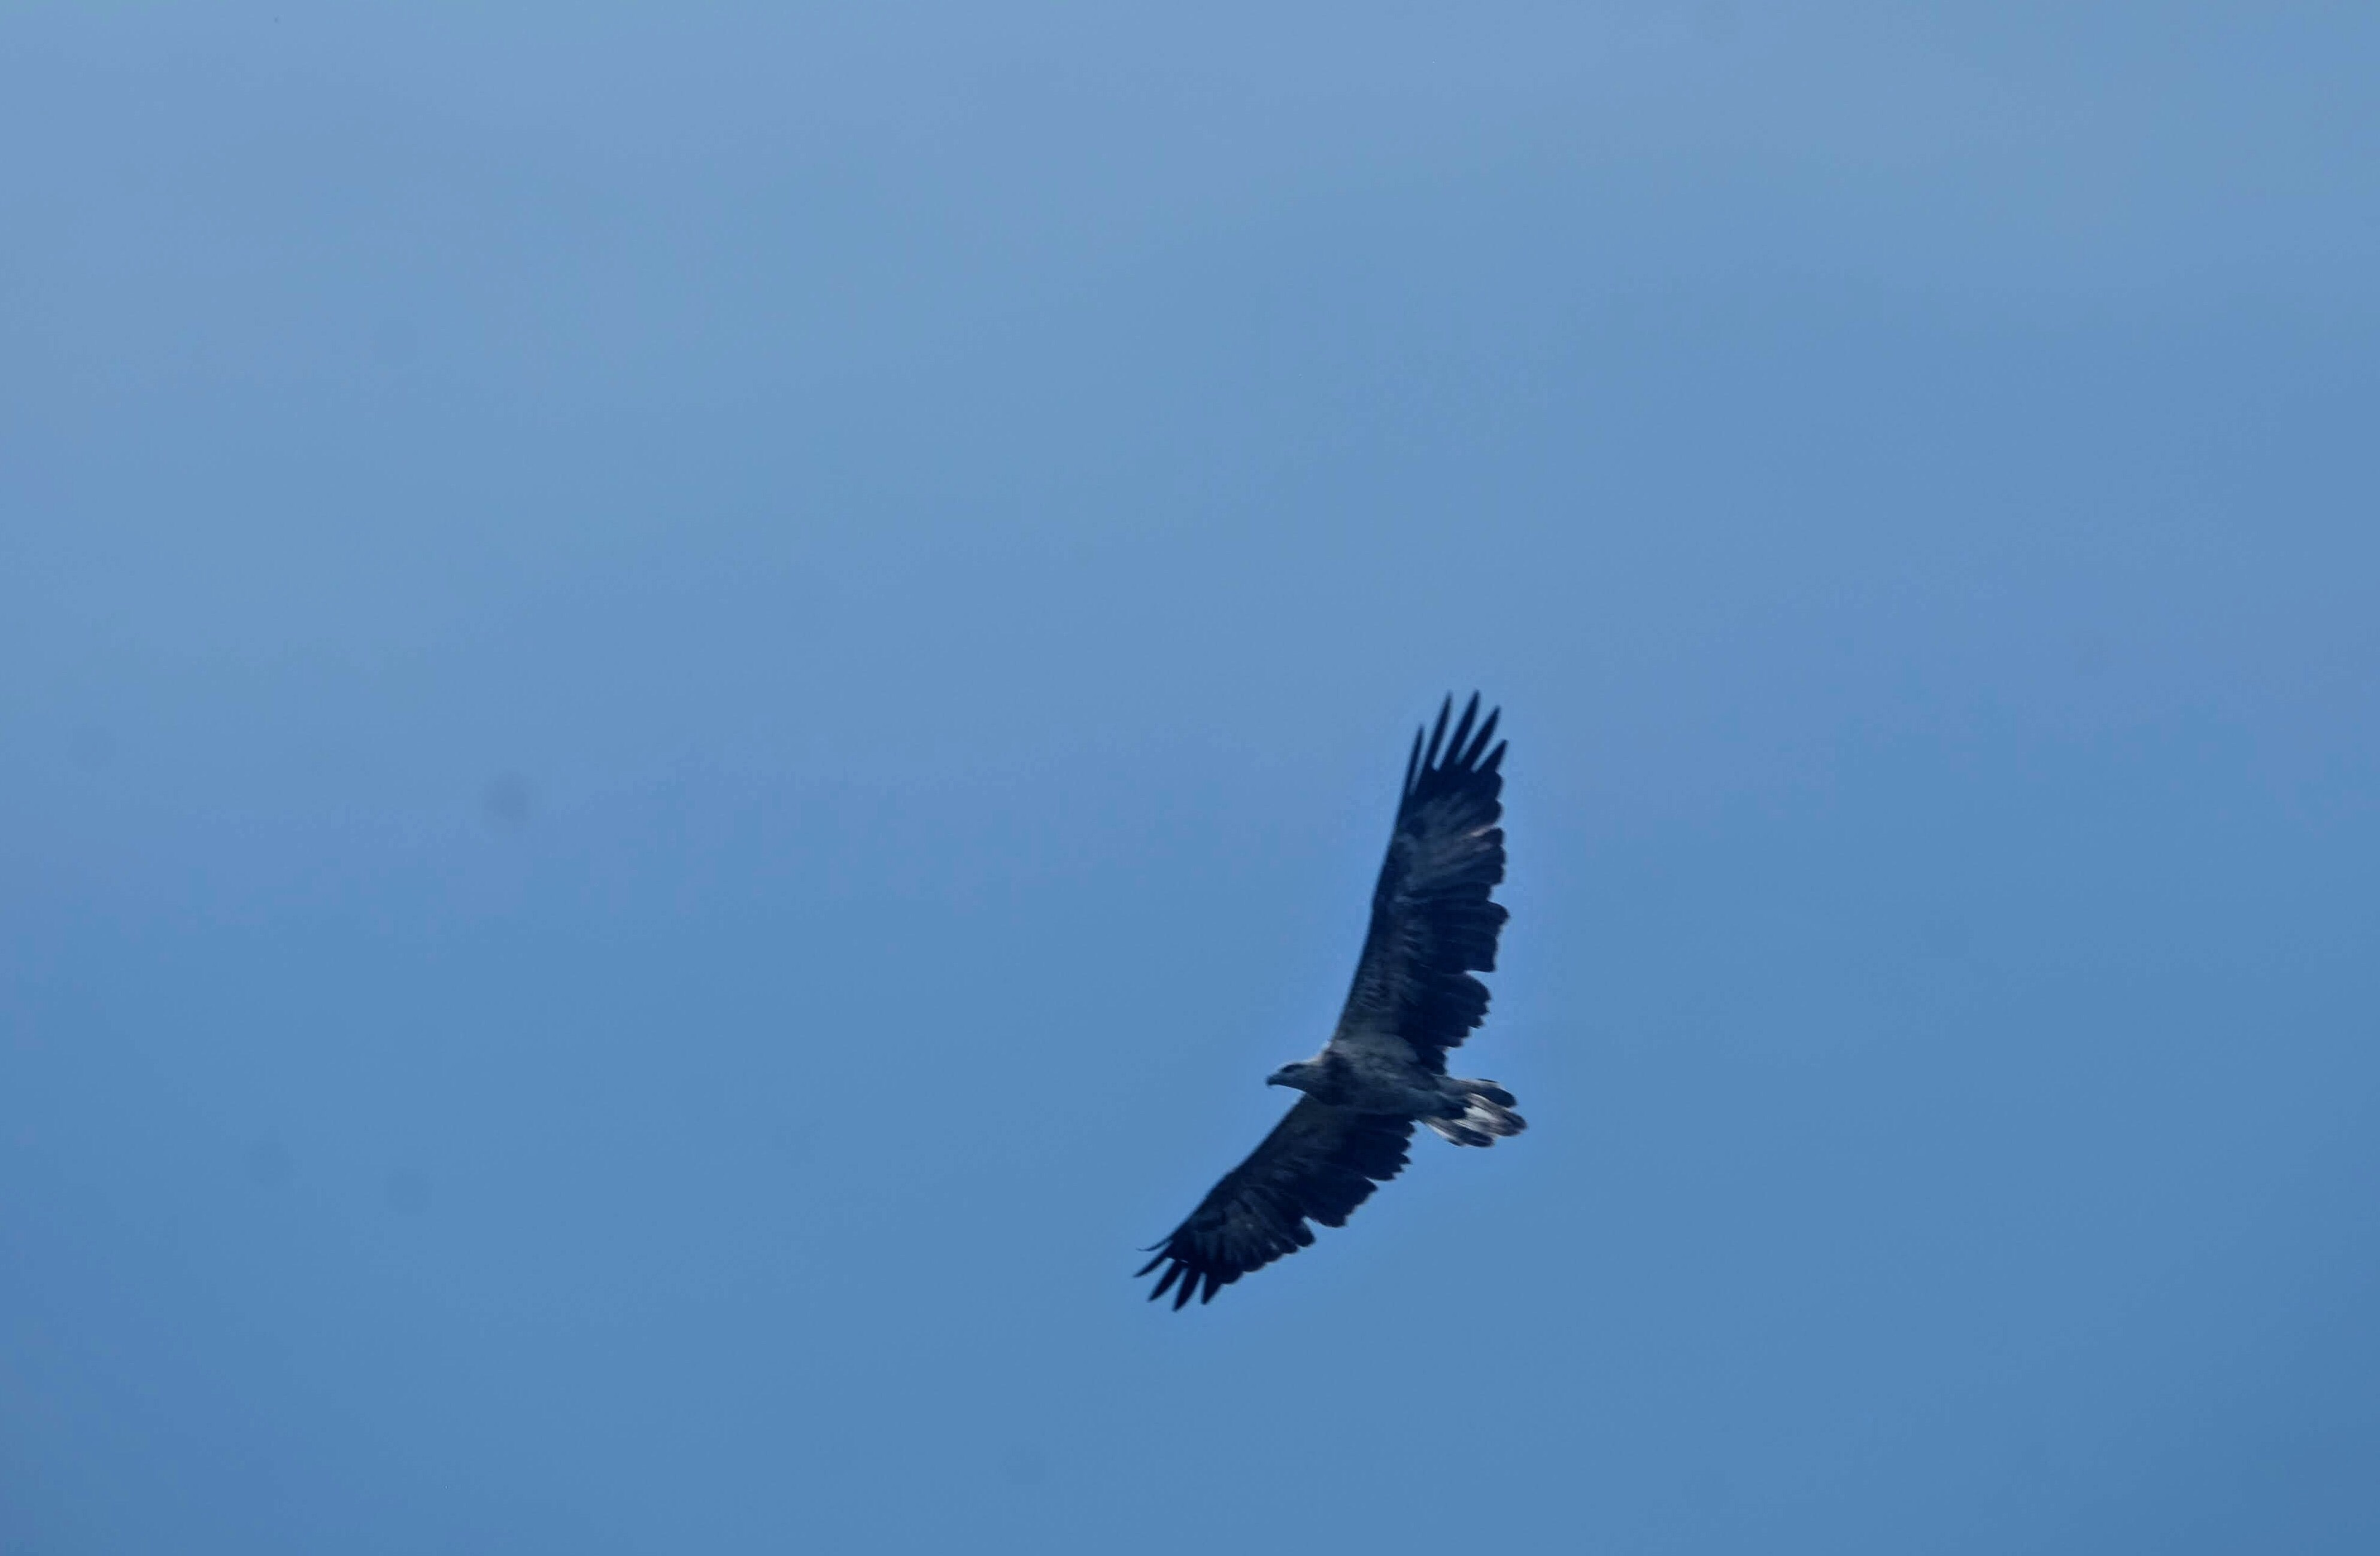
{"left": 1139, "top": 694, "right": 1522, "bottom": 1308}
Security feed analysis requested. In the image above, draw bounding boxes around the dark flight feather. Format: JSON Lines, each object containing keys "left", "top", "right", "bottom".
{"left": 1137, "top": 1099, "right": 1416, "bottom": 1308}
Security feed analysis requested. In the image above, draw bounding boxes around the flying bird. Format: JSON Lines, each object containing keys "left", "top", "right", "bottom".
{"left": 1139, "top": 693, "right": 1522, "bottom": 1308}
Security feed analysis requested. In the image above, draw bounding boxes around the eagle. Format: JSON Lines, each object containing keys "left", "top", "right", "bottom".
{"left": 1139, "top": 693, "right": 1522, "bottom": 1308}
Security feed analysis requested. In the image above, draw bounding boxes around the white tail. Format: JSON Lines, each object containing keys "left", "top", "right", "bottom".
{"left": 1426, "top": 1082, "right": 1526, "bottom": 1147}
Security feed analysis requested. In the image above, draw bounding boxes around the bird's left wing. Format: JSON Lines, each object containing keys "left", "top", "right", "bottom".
{"left": 1138, "top": 1098, "right": 1416, "bottom": 1308}
{"left": 1328, "top": 694, "right": 1508, "bottom": 1072}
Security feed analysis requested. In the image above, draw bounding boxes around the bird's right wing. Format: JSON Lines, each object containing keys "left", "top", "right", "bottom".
{"left": 1137, "top": 1098, "right": 1416, "bottom": 1309}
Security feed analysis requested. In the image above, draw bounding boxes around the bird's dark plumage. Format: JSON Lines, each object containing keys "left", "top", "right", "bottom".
{"left": 1335, "top": 694, "right": 1508, "bottom": 1072}
{"left": 1137, "top": 1101, "right": 1416, "bottom": 1309}
{"left": 1139, "top": 694, "right": 1515, "bottom": 1308}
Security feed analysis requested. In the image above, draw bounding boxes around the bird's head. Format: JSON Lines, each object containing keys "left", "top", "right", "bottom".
{"left": 1267, "top": 1060, "right": 1323, "bottom": 1094}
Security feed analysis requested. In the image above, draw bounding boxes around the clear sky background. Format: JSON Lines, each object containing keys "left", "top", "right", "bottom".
{"left": 4, "top": 4, "right": 2377, "bottom": 1552}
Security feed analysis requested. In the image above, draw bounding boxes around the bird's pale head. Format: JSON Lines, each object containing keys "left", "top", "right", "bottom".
{"left": 1267, "top": 1060, "right": 1323, "bottom": 1093}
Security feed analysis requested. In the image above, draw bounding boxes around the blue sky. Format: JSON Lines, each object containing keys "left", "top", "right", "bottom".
{"left": 4, "top": 4, "right": 2377, "bottom": 1551}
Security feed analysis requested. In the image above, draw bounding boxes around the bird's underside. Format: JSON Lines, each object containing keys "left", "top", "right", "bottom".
{"left": 1139, "top": 694, "right": 1520, "bottom": 1309}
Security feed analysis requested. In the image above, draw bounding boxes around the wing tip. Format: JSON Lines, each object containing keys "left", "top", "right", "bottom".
{"left": 1468, "top": 706, "right": 1501, "bottom": 766}
{"left": 1139, "top": 1251, "right": 1246, "bottom": 1311}
{"left": 1407, "top": 693, "right": 1505, "bottom": 790}
{"left": 1422, "top": 695, "right": 1453, "bottom": 773}
{"left": 1447, "top": 694, "right": 1479, "bottom": 765}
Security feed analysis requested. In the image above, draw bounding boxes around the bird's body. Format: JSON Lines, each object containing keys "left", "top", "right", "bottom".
{"left": 1139, "top": 694, "right": 1522, "bottom": 1308}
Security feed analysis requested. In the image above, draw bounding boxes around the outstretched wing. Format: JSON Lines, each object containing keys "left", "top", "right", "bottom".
{"left": 1329, "top": 694, "right": 1508, "bottom": 1072}
{"left": 1137, "top": 1099, "right": 1416, "bottom": 1308}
